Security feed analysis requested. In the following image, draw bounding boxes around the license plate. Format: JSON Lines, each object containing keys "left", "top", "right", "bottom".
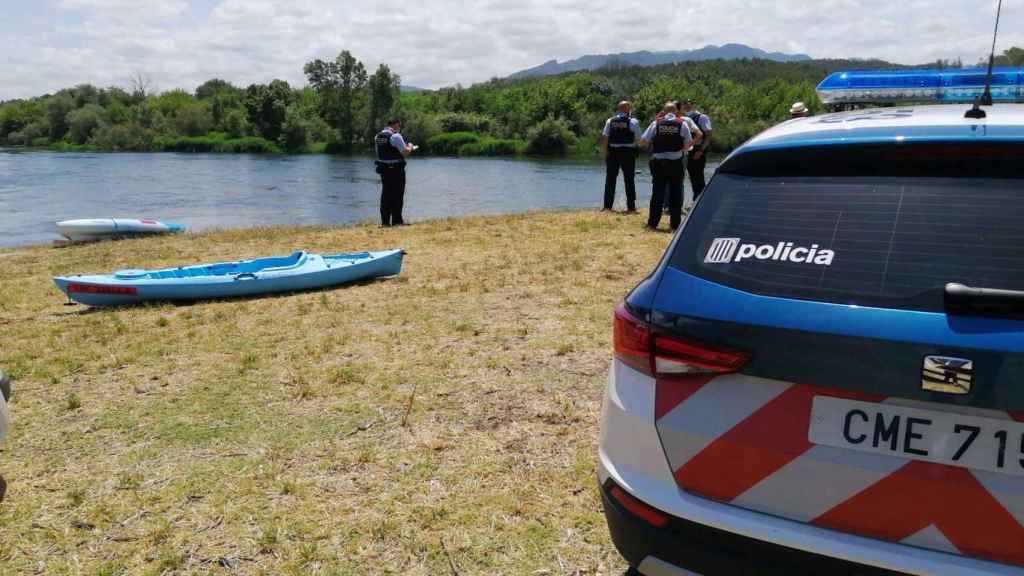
{"left": 809, "top": 396, "right": 1024, "bottom": 477}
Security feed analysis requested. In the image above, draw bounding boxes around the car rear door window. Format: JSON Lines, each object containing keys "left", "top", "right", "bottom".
{"left": 670, "top": 144, "right": 1024, "bottom": 312}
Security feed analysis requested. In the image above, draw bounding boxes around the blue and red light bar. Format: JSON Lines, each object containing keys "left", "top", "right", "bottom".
{"left": 817, "top": 68, "right": 1024, "bottom": 104}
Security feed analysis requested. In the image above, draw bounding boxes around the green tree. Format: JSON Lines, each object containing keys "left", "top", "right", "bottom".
{"left": 46, "top": 93, "right": 75, "bottom": 140}
{"left": 436, "top": 112, "right": 494, "bottom": 134}
{"left": 388, "top": 106, "right": 440, "bottom": 151}
{"left": 7, "top": 119, "right": 48, "bottom": 146}
{"left": 174, "top": 102, "right": 212, "bottom": 136}
{"left": 104, "top": 99, "right": 130, "bottom": 125}
{"left": 279, "top": 104, "right": 310, "bottom": 152}
{"left": 149, "top": 89, "right": 194, "bottom": 119}
{"left": 101, "top": 87, "right": 134, "bottom": 109}
{"left": 66, "top": 103, "right": 106, "bottom": 144}
{"left": 195, "top": 79, "right": 238, "bottom": 100}
{"left": 90, "top": 123, "right": 154, "bottom": 151}
{"left": 222, "top": 108, "right": 251, "bottom": 138}
{"left": 295, "top": 86, "right": 334, "bottom": 143}
{"left": 993, "top": 47, "right": 1024, "bottom": 66}
{"left": 70, "top": 84, "right": 100, "bottom": 108}
{"left": 195, "top": 79, "right": 243, "bottom": 130}
{"left": 244, "top": 80, "right": 293, "bottom": 142}
{"left": 525, "top": 116, "right": 576, "bottom": 155}
{"left": 0, "top": 99, "right": 45, "bottom": 142}
{"left": 303, "top": 50, "right": 367, "bottom": 152}
{"left": 367, "top": 63, "right": 400, "bottom": 136}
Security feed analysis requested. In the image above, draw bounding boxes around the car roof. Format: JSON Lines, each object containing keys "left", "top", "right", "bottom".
{"left": 734, "top": 104, "right": 1024, "bottom": 155}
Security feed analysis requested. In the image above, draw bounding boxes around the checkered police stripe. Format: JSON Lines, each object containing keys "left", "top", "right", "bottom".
{"left": 654, "top": 374, "right": 1024, "bottom": 567}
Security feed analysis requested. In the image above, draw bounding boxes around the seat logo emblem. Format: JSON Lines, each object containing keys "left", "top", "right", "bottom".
{"left": 922, "top": 356, "right": 973, "bottom": 395}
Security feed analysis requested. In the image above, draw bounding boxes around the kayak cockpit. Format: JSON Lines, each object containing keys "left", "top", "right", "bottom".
{"left": 115, "top": 251, "right": 309, "bottom": 280}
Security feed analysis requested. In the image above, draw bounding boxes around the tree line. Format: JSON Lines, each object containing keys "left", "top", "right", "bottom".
{"left": 0, "top": 50, "right": 400, "bottom": 155}
{"left": 2, "top": 48, "right": 1021, "bottom": 156}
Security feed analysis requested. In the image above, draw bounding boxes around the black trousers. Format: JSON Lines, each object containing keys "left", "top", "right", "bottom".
{"left": 604, "top": 147, "right": 637, "bottom": 210}
{"left": 687, "top": 152, "right": 708, "bottom": 201}
{"left": 648, "top": 158, "right": 684, "bottom": 230}
{"left": 379, "top": 163, "right": 406, "bottom": 226}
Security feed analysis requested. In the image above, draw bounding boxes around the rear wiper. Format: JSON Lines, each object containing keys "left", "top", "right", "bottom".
{"left": 945, "top": 283, "right": 1024, "bottom": 315}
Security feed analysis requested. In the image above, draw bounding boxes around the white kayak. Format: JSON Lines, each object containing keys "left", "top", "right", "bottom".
{"left": 56, "top": 218, "right": 186, "bottom": 243}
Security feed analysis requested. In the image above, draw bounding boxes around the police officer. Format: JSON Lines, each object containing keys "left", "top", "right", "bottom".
{"left": 374, "top": 118, "right": 415, "bottom": 227}
{"left": 640, "top": 102, "right": 693, "bottom": 230}
{"left": 680, "top": 99, "right": 713, "bottom": 202}
{"left": 600, "top": 101, "right": 641, "bottom": 212}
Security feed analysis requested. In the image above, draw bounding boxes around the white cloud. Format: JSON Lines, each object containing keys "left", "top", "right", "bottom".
{"left": 58, "top": 0, "right": 189, "bottom": 21}
{"left": 2, "top": 0, "right": 1022, "bottom": 100}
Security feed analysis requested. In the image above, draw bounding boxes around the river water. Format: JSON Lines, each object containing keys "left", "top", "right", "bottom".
{"left": 0, "top": 151, "right": 718, "bottom": 247}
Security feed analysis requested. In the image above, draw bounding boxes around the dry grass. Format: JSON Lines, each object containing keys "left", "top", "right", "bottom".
{"left": 0, "top": 210, "right": 672, "bottom": 575}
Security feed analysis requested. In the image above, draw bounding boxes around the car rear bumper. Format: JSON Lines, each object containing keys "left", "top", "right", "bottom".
{"left": 601, "top": 477, "right": 902, "bottom": 575}
{"left": 598, "top": 360, "right": 1024, "bottom": 576}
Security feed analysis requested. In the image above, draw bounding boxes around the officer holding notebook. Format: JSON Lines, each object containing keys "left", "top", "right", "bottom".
{"left": 374, "top": 118, "right": 416, "bottom": 227}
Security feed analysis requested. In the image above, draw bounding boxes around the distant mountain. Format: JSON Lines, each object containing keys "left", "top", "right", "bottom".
{"left": 509, "top": 44, "right": 812, "bottom": 79}
{"left": 400, "top": 85, "right": 426, "bottom": 93}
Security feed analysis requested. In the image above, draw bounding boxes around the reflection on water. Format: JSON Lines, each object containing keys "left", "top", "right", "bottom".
{"left": 0, "top": 151, "right": 718, "bottom": 247}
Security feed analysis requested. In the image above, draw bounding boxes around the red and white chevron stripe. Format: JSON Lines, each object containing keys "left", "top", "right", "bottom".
{"left": 655, "top": 374, "right": 1024, "bottom": 567}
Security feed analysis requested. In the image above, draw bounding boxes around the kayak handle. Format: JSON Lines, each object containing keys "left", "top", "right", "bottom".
{"left": 234, "top": 273, "right": 258, "bottom": 281}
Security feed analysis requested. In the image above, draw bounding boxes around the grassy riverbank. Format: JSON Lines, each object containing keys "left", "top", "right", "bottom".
{"left": 0, "top": 211, "right": 671, "bottom": 575}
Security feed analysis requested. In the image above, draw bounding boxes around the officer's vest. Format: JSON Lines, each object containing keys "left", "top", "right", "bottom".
{"left": 652, "top": 118, "right": 686, "bottom": 154}
{"left": 607, "top": 114, "right": 635, "bottom": 146}
{"left": 375, "top": 129, "right": 403, "bottom": 162}
{"left": 685, "top": 111, "right": 707, "bottom": 132}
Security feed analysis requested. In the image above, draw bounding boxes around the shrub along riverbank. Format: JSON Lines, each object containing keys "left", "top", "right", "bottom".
{"left": 0, "top": 210, "right": 669, "bottom": 575}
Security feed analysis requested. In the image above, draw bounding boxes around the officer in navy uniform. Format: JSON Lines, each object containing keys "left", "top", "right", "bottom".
{"left": 374, "top": 118, "right": 415, "bottom": 226}
{"left": 680, "top": 99, "right": 713, "bottom": 202}
{"left": 640, "top": 102, "right": 693, "bottom": 230}
{"left": 600, "top": 101, "right": 641, "bottom": 212}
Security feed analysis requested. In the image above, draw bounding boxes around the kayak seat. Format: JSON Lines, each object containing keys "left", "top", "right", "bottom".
{"left": 257, "top": 252, "right": 308, "bottom": 273}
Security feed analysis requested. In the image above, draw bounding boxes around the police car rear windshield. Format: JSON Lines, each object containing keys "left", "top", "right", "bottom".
{"left": 669, "top": 142, "right": 1024, "bottom": 313}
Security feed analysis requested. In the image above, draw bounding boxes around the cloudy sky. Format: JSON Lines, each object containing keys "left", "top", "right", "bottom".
{"left": 2, "top": 0, "right": 1022, "bottom": 100}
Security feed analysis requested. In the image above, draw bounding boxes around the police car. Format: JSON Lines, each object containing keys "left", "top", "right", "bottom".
{"left": 599, "top": 69, "right": 1024, "bottom": 575}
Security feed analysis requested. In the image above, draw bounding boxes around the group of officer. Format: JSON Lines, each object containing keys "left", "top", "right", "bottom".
{"left": 371, "top": 103, "right": 714, "bottom": 230}
{"left": 600, "top": 99, "right": 712, "bottom": 230}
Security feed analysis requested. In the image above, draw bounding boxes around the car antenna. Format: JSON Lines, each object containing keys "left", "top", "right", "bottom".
{"left": 966, "top": 0, "right": 1003, "bottom": 119}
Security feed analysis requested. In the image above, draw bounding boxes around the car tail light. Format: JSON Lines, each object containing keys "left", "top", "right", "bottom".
{"left": 609, "top": 484, "right": 670, "bottom": 528}
{"left": 614, "top": 304, "right": 653, "bottom": 375}
{"left": 614, "top": 303, "right": 750, "bottom": 377}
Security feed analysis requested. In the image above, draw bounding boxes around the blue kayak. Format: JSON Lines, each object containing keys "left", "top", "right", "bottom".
{"left": 54, "top": 249, "right": 404, "bottom": 307}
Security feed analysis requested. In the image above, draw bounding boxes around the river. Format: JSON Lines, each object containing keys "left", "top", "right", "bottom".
{"left": 0, "top": 151, "right": 718, "bottom": 247}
